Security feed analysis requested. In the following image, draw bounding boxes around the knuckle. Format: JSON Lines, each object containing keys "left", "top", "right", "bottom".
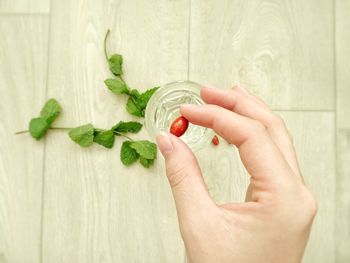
{"left": 251, "top": 120, "right": 266, "bottom": 134}
{"left": 304, "top": 192, "right": 318, "bottom": 218}
{"left": 298, "top": 186, "right": 318, "bottom": 220}
{"left": 166, "top": 164, "right": 188, "bottom": 188}
{"left": 268, "top": 114, "right": 286, "bottom": 128}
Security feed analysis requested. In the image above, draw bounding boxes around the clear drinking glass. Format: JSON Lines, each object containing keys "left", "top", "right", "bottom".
{"left": 145, "top": 80, "right": 214, "bottom": 151}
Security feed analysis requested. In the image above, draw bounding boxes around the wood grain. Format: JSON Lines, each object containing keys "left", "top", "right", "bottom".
{"left": 0, "top": 0, "right": 49, "bottom": 14}
{"left": 336, "top": 1, "right": 350, "bottom": 262}
{"left": 41, "top": 0, "right": 189, "bottom": 262}
{"left": 0, "top": 1, "right": 341, "bottom": 262}
{"left": 197, "top": 145, "right": 249, "bottom": 205}
{"left": 0, "top": 15, "right": 49, "bottom": 263}
{"left": 189, "top": 0, "right": 334, "bottom": 110}
{"left": 336, "top": 130, "right": 350, "bottom": 263}
{"left": 336, "top": 0, "right": 350, "bottom": 129}
{"left": 279, "top": 112, "right": 335, "bottom": 263}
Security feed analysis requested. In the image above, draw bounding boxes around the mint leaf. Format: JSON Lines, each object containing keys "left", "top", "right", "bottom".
{"left": 104, "top": 78, "right": 129, "bottom": 95}
{"left": 130, "top": 140, "right": 157, "bottom": 160}
{"left": 93, "top": 129, "right": 115, "bottom": 149}
{"left": 124, "top": 87, "right": 158, "bottom": 117}
{"left": 108, "top": 54, "right": 123, "bottom": 76}
{"left": 137, "top": 87, "right": 159, "bottom": 109}
{"left": 130, "top": 89, "right": 140, "bottom": 99}
{"left": 112, "top": 121, "right": 142, "bottom": 133}
{"left": 29, "top": 117, "right": 49, "bottom": 140}
{"left": 27, "top": 99, "right": 61, "bottom": 140}
{"left": 126, "top": 97, "right": 143, "bottom": 117}
{"left": 139, "top": 156, "right": 154, "bottom": 168}
{"left": 40, "top": 98, "right": 62, "bottom": 125}
{"left": 69, "top": 124, "right": 94, "bottom": 147}
{"left": 120, "top": 141, "right": 139, "bottom": 165}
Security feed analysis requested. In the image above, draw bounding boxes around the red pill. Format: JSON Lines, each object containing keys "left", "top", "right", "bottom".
{"left": 170, "top": 116, "right": 189, "bottom": 137}
{"left": 212, "top": 135, "right": 219, "bottom": 146}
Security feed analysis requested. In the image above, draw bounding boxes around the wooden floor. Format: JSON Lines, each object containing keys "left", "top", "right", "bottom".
{"left": 0, "top": 0, "right": 348, "bottom": 262}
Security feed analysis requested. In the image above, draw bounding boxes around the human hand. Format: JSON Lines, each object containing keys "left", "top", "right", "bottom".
{"left": 156, "top": 86, "right": 317, "bottom": 263}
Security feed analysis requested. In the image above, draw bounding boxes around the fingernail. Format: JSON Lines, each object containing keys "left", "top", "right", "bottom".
{"left": 156, "top": 132, "right": 173, "bottom": 156}
{"left": 235, "top": 84, "right": 250, "bottom": 95}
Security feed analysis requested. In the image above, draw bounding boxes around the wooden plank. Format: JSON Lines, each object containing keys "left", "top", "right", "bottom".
{"left": 336, "top": 130, "right": 350, "bottom": 263}
{"left": 336, "top": 0, "right": 350, "bottom": 129}
{"left": 42, "top": 0, "right": 189, "bottom": 262}
{"left": 336, "top": 1, "right": 350, "bottom": 262}
{"left": 189, "top": 0, "right": 334, "bottom": 110}
{"left": 197, "top": 144, "right": 249, "bottom": 204}
{"left": 279, "top": 112, "right": 335, "bottom": 263}
{"left": 0, "top": 15, "right": 49, "bottom": 263}
{"left": 0, "top": 0, "right": 49, "bottom": 14}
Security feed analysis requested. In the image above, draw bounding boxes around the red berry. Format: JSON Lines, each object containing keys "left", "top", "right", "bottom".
{"left": 170, "top": 116, "right": 189, "bottom": 137}
{"left": 212, "top": 135, "right": 219, "bottom": 145}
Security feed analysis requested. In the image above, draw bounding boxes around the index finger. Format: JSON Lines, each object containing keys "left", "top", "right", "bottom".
{"left": 181, "top": 104, "right": 296, "bottom": 187}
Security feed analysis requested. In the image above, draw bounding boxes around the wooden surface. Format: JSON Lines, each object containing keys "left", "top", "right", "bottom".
{"left": 189, "top": 0, "right": 334, "bottom": 110}
{"left": 0, "top": 0, "right": 347, "bottom": 262}
{"left": 336, "top": 0, "right": 350, "bottom": 262}
{"left": 0, "top": 0, "right": 49, "bottom": 14}
{"left": 336, "top": 0, "right": 350, "bottom": 130}
{"left": 0, "top": 15, "right": 49, "bottom": 263}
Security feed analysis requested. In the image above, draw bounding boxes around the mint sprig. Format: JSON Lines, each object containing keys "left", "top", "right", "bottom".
{"left": 69, "top": 123, "right": 157, "bottom": 167}
{"left": 18, "top": 30, "right": 159, "bottom": 169}
{"left": 103, "top": 30, "right": 159, "bottom": 117}
{"left": 68, "top": 121, "right": 143, "bottom": 149}
{"left": 28, "top": 98, "right": 62, "bottom": 140}
{"left": 120, "top": 140, "right": 157, "bottom": 167}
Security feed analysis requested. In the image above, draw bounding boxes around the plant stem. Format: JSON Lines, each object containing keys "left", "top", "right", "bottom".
{"left": 114, "top": 131, "right": 134, "bottom": 141}
{"left": 94, "top": 128, "right": 104, "bottom": 133}
{"left": 118, "top": 75, "right": 125, "bottom": 84}
{"left": 16, "top": 127, "right": 134, "bottom": 142}
{"left": 104, "top": 29, "right": 111, "bottom": 61}
{"left": 15, "top": 127, "right": 73, "bottom": 135}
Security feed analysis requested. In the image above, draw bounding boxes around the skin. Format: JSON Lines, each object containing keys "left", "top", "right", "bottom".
{"left": 156, "top": 86, "right": 317, "bottom": 263}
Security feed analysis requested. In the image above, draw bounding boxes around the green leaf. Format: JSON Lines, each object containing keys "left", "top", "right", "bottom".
{"left": 29, "top": 117, "right": 49, "bottom": 140}
{"left": 68, "top": 124, "right": 94, "bottom": 147}
{"left": 130, "top": 140, "right": 157, "bottom": 160}
{"left": 104, "top": 78, "right": 129, "bottom": 95}
{"left": 126, "top": 97, "right": 143, "bottom": 117}
{"left": 40, "top": 98, "right": 62, "bottom": 125}
{"left": 139, "top": 156, "right": 154, "bottom": 168}
{"left": 112, "top": 121, "right": 142, "bottom": 133}
{"left": 130, "top": 89, "right": 140, "bottom": 99}
{"left": 93, "top": 129, "right": 115, "bottom": 149}
{"left": 108, "top": 54, "right": 123, "bottom": 76}
{"left": 137, "top": 87, "right": 159, "bottom": 109}
{"left": 120, "top": 141, "right": 139, "bottom": 165}
{"left": 125, "top": 87, "right": 158, "bottom": 117}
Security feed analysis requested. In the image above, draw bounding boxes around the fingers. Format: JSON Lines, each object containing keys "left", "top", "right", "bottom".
{"left": 156, "top": 132, "right": 215, "bottom": 220}
{"left": 181, "top": 104, "right": 295, "bottom": 187}
{"left": 200, "top": 86, "right": 301, "bottom": 178}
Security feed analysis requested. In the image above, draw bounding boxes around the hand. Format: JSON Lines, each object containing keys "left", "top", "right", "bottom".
{"left": 156, "top": 86, "right": 317, "bottom": 263}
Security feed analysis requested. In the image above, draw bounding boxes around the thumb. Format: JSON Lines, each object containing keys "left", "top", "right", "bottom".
{"left": 156, "top": 132, "right": 215, "bottom": 219}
